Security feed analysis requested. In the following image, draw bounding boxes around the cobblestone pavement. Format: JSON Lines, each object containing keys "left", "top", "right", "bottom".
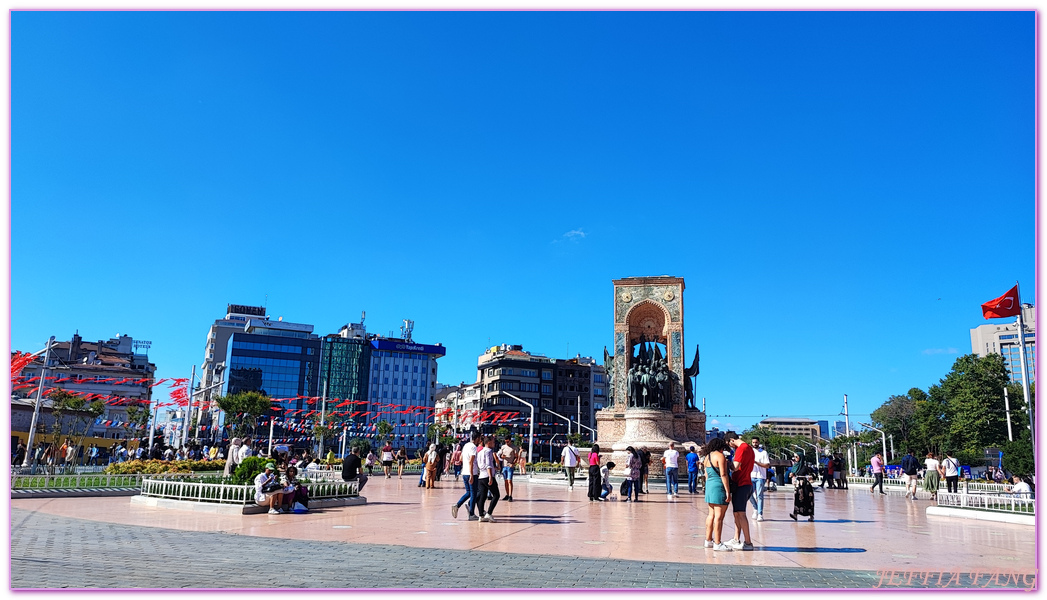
{"left": 9, "top": 508, "right": 1033, "bottom": 590}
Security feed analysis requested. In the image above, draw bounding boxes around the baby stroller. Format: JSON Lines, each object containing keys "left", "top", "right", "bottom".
{"left": 790, "top": 476, "right": 815, "bottom": 521}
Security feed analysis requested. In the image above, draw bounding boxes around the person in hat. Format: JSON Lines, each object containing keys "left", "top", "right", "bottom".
{"left": 255, "top": 462, "right": 286, "bottom": 514}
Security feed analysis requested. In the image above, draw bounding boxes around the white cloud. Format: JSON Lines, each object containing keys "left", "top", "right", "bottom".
{"left": 552, "top": 229, "right": 586, "bottom": 244}
{"left": 709, "top": 419, "right": 720, "bottom": 425}
{"left": 922, "top": 348, "right": 959, "bottom": 355}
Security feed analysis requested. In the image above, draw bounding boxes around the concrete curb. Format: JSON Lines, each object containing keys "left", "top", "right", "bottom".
{"left": 129, "top": 495, "right": 367, "bottom": 515}
{"left": 926, "top": 506, "right": 1035, "bottom": 526}
{"left": 11, "top": 489, "right": 139, "bottom": 499}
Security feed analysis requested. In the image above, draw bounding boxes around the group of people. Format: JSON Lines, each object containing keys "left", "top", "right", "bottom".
{"left": 254, "top": 461, "right": 311, "bottom": 514}
{"left": 448, "top": 433, "right": 522, "bottom": 523}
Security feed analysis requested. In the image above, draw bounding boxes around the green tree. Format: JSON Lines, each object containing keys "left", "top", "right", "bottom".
{"left": 48, "top": 390, "right": 105, "bottom": 465}
{"left": 376, "top": 420, "right": 394, "bottom": 444}
{"left": 348, "top": 437, "right": 372, "bottom": 457}
{"left": 215, "top": 391, "right": 271, "bottom": 437}
{"left": 908, "top": 387, "right": 949, "bottom": 460}
{"left": 125, "top": 402, "right": 151, "bottom": 452}
{"left": 1002, "top": 430, "right": 1034, "bottom": 478}
{"left": 930, "top": 354, "right": 1011, "bottom": 465}
{"left": 870, "top": 394, "right": 917, "bottom": 451}
{"left": 313, "top": 417, "right": 336, "bottom": 454}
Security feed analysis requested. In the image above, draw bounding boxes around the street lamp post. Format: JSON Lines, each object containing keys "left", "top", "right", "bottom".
{"left": 858, "top": 422, "right": 888, "bottom": 466}
{"left": 22, "top": 336, "right": 56, "bottom": 467}
{"left": 501, "top": 392, "right": 535, "bottom": 465}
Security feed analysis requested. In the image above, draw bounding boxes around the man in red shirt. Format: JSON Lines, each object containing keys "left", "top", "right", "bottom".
{"left": 725, "top": 432, "right": 755, "bottom": 550}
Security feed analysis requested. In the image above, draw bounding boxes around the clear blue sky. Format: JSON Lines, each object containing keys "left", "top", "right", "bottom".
{"left": 10, "top": 11, "right": 1036, "bottom": 433}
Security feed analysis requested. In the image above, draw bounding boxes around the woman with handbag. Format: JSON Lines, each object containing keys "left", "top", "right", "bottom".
{"left": 254, "top": 462, "right": 286, "bottom": 514}
{"left": 423, "top": 444, "right": 439, "bottom": 489}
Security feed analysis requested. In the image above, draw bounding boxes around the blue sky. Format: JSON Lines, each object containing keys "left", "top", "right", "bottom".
{"left": 10, "top": 11, "right": 1036, "bottom": 433}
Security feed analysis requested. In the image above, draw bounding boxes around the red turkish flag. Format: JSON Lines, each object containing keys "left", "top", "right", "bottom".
{"left": 982, "top": 285, "right": 1021, "bottom": 319}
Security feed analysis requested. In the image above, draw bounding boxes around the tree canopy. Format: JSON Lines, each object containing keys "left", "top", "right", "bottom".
{"left": 215, "top": 390, "right": 271, "bottom": 437}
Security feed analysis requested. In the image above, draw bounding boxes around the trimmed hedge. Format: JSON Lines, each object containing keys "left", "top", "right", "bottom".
{"left": 104, "top": 459, "right": 226, "bottom": 475}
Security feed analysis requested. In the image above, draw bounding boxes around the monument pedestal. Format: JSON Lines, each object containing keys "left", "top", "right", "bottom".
{"left": 603, "top": 408, "right": 706, "bottom": 474}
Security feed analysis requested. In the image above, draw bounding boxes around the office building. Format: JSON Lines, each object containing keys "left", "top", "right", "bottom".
{"left": 476, "top": 345, "right": 555, "bottom": 437}
{"left": 759, "top": 417, "right": 820, "bottom": 441}
{"left": 971, "top": 304, "right": 1036, "bottom": 385}
{"left": 319, "top": 319, "right": 372, "bottom": 428}
{"left": 367, "top": 333, "right": 445, "bottom": 452}
{"left": 211, "top": 308, "right": 322, "bottom": 415}
{"left": 817, "top": 420, "right": 830, "bottom": 440}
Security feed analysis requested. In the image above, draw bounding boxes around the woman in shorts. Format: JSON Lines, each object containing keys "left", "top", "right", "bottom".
{"left": 396, "top": 445, "right": 408, "bottom": 479}
{"left": 702, "top": 438, "right": 732, "bottom": 551}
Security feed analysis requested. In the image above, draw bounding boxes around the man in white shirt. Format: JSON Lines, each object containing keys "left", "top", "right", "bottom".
{"left": 451, "top": 432, "right": 481, "bottom": 521}
{"left": 561, "top": 441, "right": 580, "bottom": 490}
{"left": 748, "top": 436, "right": 771, "bottom": 521}
{"left": 662, "top": 443, "right": 680, "bottom": 497}
{"left": 238, "top": 438, "right": 253, "bottom": 463}
{"left": 476, "top": 436, "right": 499, "bottom": 522}
{"left": 942, "top": 451, "right": 960, "bottom": 493}
{"left": 1009, "top": 476, "right": 1033, "bottom": 498}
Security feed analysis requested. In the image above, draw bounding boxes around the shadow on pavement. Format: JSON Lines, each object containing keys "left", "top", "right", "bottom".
{"left": 758, "top": 546, "right": 867, "bottom": 553}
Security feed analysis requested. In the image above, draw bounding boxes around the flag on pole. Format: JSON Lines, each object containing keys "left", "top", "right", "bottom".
{"left": 981, "top": 285, "right": 1021, "bottom": 319}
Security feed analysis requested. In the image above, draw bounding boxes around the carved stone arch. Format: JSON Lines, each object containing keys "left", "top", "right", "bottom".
{"left": 625, "top": 300, "right": 671, "bottom": 347}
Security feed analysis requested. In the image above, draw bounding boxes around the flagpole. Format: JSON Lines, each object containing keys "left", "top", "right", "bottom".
{"left": 1015, "top": 282, "right": 1034, "bottom": 454}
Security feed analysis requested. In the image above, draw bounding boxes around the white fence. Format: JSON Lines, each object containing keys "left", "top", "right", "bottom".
{"left": 936, "top": 492, "right": 1034, "bottom": 514}
{"left": 847, "top": 476, "right": 1010, "bottom": 494}
{"left": 139, "top": 477, "right": 359, "bottom": 505}
{"left": 12, "top": 473, "right": 147, "bottom": 490}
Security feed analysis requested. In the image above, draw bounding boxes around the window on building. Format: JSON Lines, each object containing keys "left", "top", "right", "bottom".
{"left": 385, "top": 364, "right": 390, "bottom": 371}
{"left": 542, "top": 370, "right": 552, "bottom": 380}
{"left": 542, "top": 385, "right": 551, "bottom": 394}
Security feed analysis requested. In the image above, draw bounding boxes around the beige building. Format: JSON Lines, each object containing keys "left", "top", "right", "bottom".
{"left": 970, "top": 304, "right": 1036, "bottom": 385}
{"left": 759, "top": 417, "right": 820, "bottom": 441}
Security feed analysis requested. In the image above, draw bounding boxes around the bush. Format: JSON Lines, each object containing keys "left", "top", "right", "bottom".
{"left": 104, "top": 459, "right": 227, "bottom": 475}
{"left": 233, "top": 456, "right": 270, "bottom": 485}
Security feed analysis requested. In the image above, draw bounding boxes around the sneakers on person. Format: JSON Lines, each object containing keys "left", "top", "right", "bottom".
{"left": 502, "top": 495, "right": 510, "bottom": 501}
{"left": 480, "top": 514, "right": 492, "bottom": 522}
{"left": 668, "top": 494, "right": 673, "bottom": 498}
{"left": 568, "top": 486, "right": 574, "bottom": 491}
{"left": 757, "top": 514, "right": 764, "bottom": 522}
{"left": 451, "top": 503, "right": 459, "bottom": 519}
{"left": 507, "top": 496, "right": 513, "bottom": 502}
{"left": 752, "top": 510, "right": 758, "bottom": 519}
{"left": 713, "top": 542, "right": 733, "bottom": 552}
{"left": 268, "top": 508, "right": 279, "bottom": 514}
{"left": 741, "top": 542, "right": 755, "bottom": 551}
{"left": 704, "top": 540, "right": 714, "bottom": 548}
{"left": 467, "top": 515, "right": 479, "bottom": 521}
{"left": 789, "top": 512, "right": 797, "bottom": 521}
{"left": 725, "top": 538, "right": 744, "bottom": 550}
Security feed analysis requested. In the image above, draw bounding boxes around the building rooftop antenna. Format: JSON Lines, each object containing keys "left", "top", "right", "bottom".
{"left": 401, "top": 319, "right": 414, "bottom": 343}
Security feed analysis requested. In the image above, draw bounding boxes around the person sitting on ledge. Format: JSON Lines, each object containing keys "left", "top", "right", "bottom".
{"left": 255, "top": 462, "right": 286, "bottom": 514}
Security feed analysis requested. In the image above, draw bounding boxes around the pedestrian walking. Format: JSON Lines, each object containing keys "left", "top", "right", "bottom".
{"left": 923, "top": 453, "right": 942, "bottom": 500}
{"left": 450, "top": 432, "right": 481, "bottom": 522}
{"left": 587, "top": 444, "right": 603, "bottom": 502}
{"left": 476, "top": 436, "right": 499, "bottom": 522}
{"left": 662, "top": 442, "right": 680, "bottom": 497}
{"left": 422, "top": 444, "right": 439, "bottom": 489}
{"left": 396, "top": 446, "right": 407, "bottom": 479}
{"left": 561, "top": 440, "right": 580, "bottom": 491}
{"left": 942, "top": 451, "right": 960, "bottom": 493}
{"left": 449, "top": 443, "right": 462, "bottom": 481}
{"left": 381, "top": 441, "right": 395, "bottom": 478}
{"left": 640, "top": 449, "right": 652, "bottom": 494}
{"left": 685, "top": 446, "right": 700, "bottom": 494}
{"left": 870, "top": 452, "right": 886, "bottom": 495}
{"left": 702, "top": 437, "right": 732, "bottom": 551}
{"left": 789, "top": 472, "right": 816, "bottom": 522}
{"left": 748, "top": 436, "right": 770, "bottom": 522}
{"left": 901, "top": 450, "right": 920, "bottom": 500}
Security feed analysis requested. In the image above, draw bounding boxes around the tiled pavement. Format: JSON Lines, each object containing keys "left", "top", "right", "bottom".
{"left": 9, "top": 476, "right": 1038, "bottom": 590}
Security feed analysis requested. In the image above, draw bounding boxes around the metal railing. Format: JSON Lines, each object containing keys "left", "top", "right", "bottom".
{"left": 139, "top": 477, "right": 359, "bottom": 505}
{"left": 936, "top": 492, "right": 1034, "bottom": 514}
{"left": 12, "top": 473, "right": 146, "bottom": 490}
{"left": 848, "top": 476, "right": 1011, "bottom": 494}
{"left": 11, "top": 464, "right": 111, "bottom": 476}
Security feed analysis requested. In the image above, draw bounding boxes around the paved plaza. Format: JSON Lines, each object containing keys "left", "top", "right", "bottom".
{"left": 10, "top": 475, "right": 1037, "bottom": 590}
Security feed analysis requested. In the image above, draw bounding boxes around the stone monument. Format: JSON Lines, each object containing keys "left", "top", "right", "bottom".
{"left": 596, "top": 276, "right": 706, "bottom": 473}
